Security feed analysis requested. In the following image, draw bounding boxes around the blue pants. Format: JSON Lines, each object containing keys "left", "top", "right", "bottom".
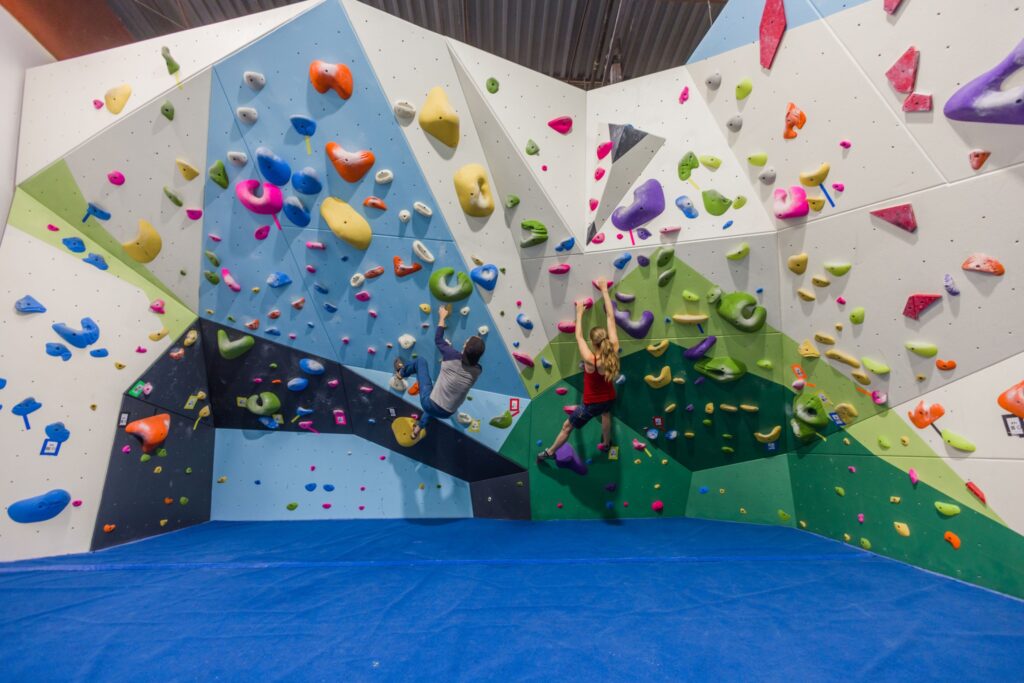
{"left": 400, "top": 357, "right": 453, "bottom": 428}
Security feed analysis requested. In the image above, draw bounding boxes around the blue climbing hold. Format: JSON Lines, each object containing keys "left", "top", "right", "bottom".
{"left": 540, "top": 357, "right": 552, "bottom": 369}
{"left": 7, "top": 489, "right": 71, "bottom": 524}
{"left": 287, "top": 377, "right": 309, "bottom": 391}
{"left": 89, "top": 348, "right": 109, "bottom": 358}
{"left": 646, "top": 427, "right": 659, "bottom": 440}
{"left": 297, "top": 407, "right": 315, "bottom": 416}
{"left": 0, "top": 377, "right": 6, "bottom": 389}
{"left": 266, "top": 327, "right": 281, "bottom": 336}
{"left": 52, "top": 317, "right": 100, "bottom": 348}
{"left": 305, "top": 483, "right": 317, "bottom": 492}
{"left": 282, "top": 196, "right": 311, "bottom": 227}
{"left": 512, "top": 341, "right": 520, "bottom": 348}
{"left": 613, "top": 253, "right": 632, "bottom": 269}
{"left": 289, "top": 114, "right": 317, "bottom": 137}
{"left": 554, "top": 237, "right": 576, "bottom": 253}
{"left": 258, "top": 416, "right": 279, "bottom": 429}
{"left": 722, "top": 220, "right": 734, "bottom": 230}
{"left": 699, "top": 486, "right": 709, "bottom": 494}
{"left": 665, "top": 430, "right": 678, "bottom": 440}
{"left": 470, "top": 264, "right": 499, "bottom": 291}
{"left": 515, "top": 313, "right": 533, "bottom": 330}
{"left": 675, "top": 195, "right": 699, "bottom": 219}
{"left": 15, "top": 295, "right": 46, "bottom": 314}
{"left": 313, "top": 282, "right": 329, "bottom": 294}
{"left": 323, "top": 303, "right": 338, "bottom": 313}
{"left": 82, "top": 203, "right": 111, "bottom": 222}
{"left": 323, "top": 484, "right": 335, "bottom": 492}
{"left": 256, "top": 146, "right": 292, "bottom": 186}
{"left": 46, "top": 343, "right": 72, "bottom": 361}
{"left": 299, "top": 358, "right": 325, "bottom": 375}
{"left": 255, "top": 480, "right": 262, "bottom": 485}
{"left": 266, "top": 272, "right": 293, "bottom": 288}
{"left": 45, "top": 422, "right": 71, "bottom": 443}
{"left": 12, "top": 397, "right": 42, "bottom": 428}
{"left": 291, "top": 167, "right": 323, "bottom": 195}
{"left": 605, "top": 501, "right": 615, "bottom": 510}
{"left": 83, "top": 253, "right": 108, "bottom": 270}
{"left": 62, "top": 237, "right": 85, "bottom": 253}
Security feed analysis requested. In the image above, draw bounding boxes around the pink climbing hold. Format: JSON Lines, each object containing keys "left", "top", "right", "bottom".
{"left": 857, "top": 513, "right": 865, "bottom": 523}
{"left": 342, "top": 337, "right": 350, "bottom": 344}
{"left": 72, "top": 500, "right": 82, "bottom": 507}
{"left": 121, "top": 445, "right": 131, "bottom": 454}
{"left": 759, "top": 0, "right": 787, "bottom": 70}
{"left": 589, "top": 198, "right": 599, "bottom": 211}
{"left": 885, "top": 46, "right": 919, "bottom": 94}
{"left": 92, "top": 99, "right": 104, "bottom": 109}
{"left": 359, "top": 385, "right": 373, "bottom": 394}
{"left": 660, "top": 226, "right": 681, "bottom": 235}
{"left": 594, "top": 167, "right": 606, "bottom": 181}
{"left": 355, "top": 291, "right": 371, "bottom": 302}
{"left": 839, "top": 140, "right": 852, "bottom": 149}
{"left": 836, "top": 296, "right": 847, "bottom": 305}
{"left": 831, "top": 183, "right": 845, "bottom": 192}
{"left": 902, "top": 92, "right": 933, "bottom": 112}
{"left": 306, "top": 241, "right": 326, "bottom": 250}
{"left": 47, "top": 224, "right": 60, "bottom": 232}
{"left": 512, "top": 351, "right": 535, "bottom": 367}
{"left": 651, "top": 500, "right": 664, "bottom": 513}
{"left": 516, "top": 300, "right": 523, "bottom": 308}
{"left": 186, "top": 209, "right": 203, "bottom": 220}
{"left": 107, "top": 171, "right": 125, "bottom": 185}
{"left": 149, "top": 299, "right": 166, "bottom": 315}
{"left": 871, "top": 391, "right": 888, "bottom": 405}
{"left": 557, "top": 321, "right": 576, "bottom": 334}
{"left": 369, "top": 310, "right": 378, "bottom": 318}
{"left": 773, "top": 186, "right": 809, "bottom": 219}
{"left": 306, "top": 265, "right": 316, "bottom": 273}
{"left": 221, "top": 268, "right": 241, "bottom": 292}
{"left": 870, "top": 203, "right": 917, "bottom": 232}
{"left": 678, "top": 86, "right": 690, "bottom": 104}
{"left": 908, "top": 468, "right": 919, "bottom": 485}
{"left": 596, "top": 141, "right": 613, "bottom": 160}
{"left": 254, "top": 225, "right": 271, "bottom": 241}
{"left": 562, "top": 405, "right": 577, "bottom": 415}
{"left": 135, "top": 346, "right": 147, "bottom": 354}
{"left": 548, "top": 116, "right": 573, "bottom": 134}
{"left": 848, "top": 466, "right": 857, "bottom": 473}
{"left": 555, "top": 387, "right": 569, "bottom": 395}
{"left": 883, "top": 0, "right": 905, "bottom": 14}
{"left": 541, "top": 165, "right": 548, "bottom": 172}
{"left": 592, "top": 233, "right": 606, "bottom": 244}
{"left": 549, "top": 263, "right": 571, "bottom": 275}
{"left": 902, "top": 293, "right": 942, "bottom": 320}
{"left": 209, "top": 234, "right": 222, "bottom": 242}
{"left": 327, "top": 379, "right": 339, "bottom": 387}
{"left": 322, "top": 503, "right": 332, "bottom": 509}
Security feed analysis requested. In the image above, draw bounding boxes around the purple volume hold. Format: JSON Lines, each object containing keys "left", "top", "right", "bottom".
{"left": 683, "top": 335, "right": 717, "bottom": 360}
{"left": 944, "top": 38, "right": 1024, "bottom": 125}
{"left": 611, "top": 179, "right": 665, "bottom": 231}
{"left": 612, "top": 302, "right": 655, "bottom": 339}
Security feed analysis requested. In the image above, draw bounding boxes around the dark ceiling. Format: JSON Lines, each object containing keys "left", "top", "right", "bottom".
{"left": 105, "top": 0, "right": 726, "bottom": 88}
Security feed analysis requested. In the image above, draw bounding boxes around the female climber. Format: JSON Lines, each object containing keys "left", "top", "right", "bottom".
{"left": 538, "top": 278, "right": 620, "bottom": 463}
{"left": 393, "top": 304, "right": 486, "bottom": 440}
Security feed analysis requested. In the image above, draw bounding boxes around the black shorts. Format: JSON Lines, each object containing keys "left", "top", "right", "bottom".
{"left": 569, "top": 400, "right": 615, "bottom": 429}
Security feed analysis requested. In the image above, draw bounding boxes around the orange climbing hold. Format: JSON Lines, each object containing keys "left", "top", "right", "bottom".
{"left": 326, "top": 141, "right": 375, "bottom": 182}
{"left": 907, "top": 400, "right": 944, "bottom": 429}
{"left": 935, "top": 359, "right": 957, "bottom": 371}
{"left": 363, "top": 196, "right": 388, "bottom": 211}
{"left": 393, "top": 255, "right": 422, "bottom": 278}
{"left": 944, "top": 531, "right": 961, "bottom": 550}
{"left": 124, "top": 413, "right": 170, "bottom": 453}
{"left": 997, "top": 379, "right": 1024, "bottom": 419}
{"left": 784, "top": 102, "right": 806, "bottom": 139}
{"left": 961, "top": 253, "right": 1005, "bottom": 276}
{"left": 309, "top": 60, "right": 353, "bottom": 99}
{"left": 408, "top": 381, "right": 420, "bottom": 396}
{"left": 103, "top": 524, "right": 116, "bottom": 533}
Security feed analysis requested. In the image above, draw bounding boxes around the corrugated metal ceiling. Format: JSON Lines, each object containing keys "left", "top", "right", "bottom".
{"left": 107, "top": 0, "right": 725, "bottom": 88}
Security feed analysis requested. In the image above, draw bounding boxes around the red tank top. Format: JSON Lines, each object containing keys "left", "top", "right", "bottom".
{"left": 583, "top": 366, "right": 616, "bottom": 404}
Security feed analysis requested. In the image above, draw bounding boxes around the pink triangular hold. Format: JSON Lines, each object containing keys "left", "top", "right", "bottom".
{"left": 548, "top": 116, "right": 573, "bottom": 134}
{"left": 596, "top": 141, "right": 612, "bottom": 160}
{"left": 870, "top": 203, "right": 917, "bottom": 232}
{"left": 902, "top": 293, "right": 942, "bottom": 320}
{"left": 883, "top": 0, "right": 905, "bottom": 14}
{"left": 589, "top": 198, "right": 599, "bottom": 211}
{"left": 903, "top": 92, "right": 932, "bottom": 112}
{"left": 885, "top": 46, "right": 919, "bottom": 94}
{"left": 759, "top": 0, "right": 787, "bottom": 69}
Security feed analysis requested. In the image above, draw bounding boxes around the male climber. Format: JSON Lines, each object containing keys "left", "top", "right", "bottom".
{"left": 393, "top": 304, "right": 486, "bottom": 440}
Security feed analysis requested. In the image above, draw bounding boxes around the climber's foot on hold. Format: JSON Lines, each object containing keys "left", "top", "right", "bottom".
{"left": 537, "top": 448, "right": 553, "bottom": 463}
{"left": 393, "top": 358, "right": 404, "bottom": 378}
{"left": 411, "top": 422, "right": 422, "bottom": 440}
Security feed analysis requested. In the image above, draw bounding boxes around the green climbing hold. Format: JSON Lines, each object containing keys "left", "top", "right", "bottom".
{"left": 163, "top": 186, "right": 184, "bottom": 207}
{"left": 721, "top": 446, "right": 734, "bottom": 454}
{"left": 694, "top": 357, "right": 747, "bottom": 383}
{"left": 185, "top": 467, "right": 193, "bottom": 474}
{"left": 849, "top": 307, "right": 865, "bottom": 325}
{"left": 657, "top": 268, "right": 676, "bottom": 287}
{"left": 520, "top": 220, "right": 548, "bottom": 248}
{"left": 140, "top": 454, "right": 151, "bottom": 463}
{"left": 246, "top": 391, "right": 281, "bottom": 416}
{"left": 905, "top": 341, "right": 938, "bottom": 358}
{"left": 940, "top": 429, "right": 976, "bottom": 453}
{"left": 217, "top": 329, "right": 255, "bottom": 359}
{"left": 777, "top": 509, "right": 791, "bottom": 522}
{"left": 286, "top": 502, "right": 298, "bottom": 511}
{"left": 505, "top": 194, "right": 520, "bottom": 208}
{"left": 835, "top": 486, "right": 846, "bottom": 497}
{"left": 702, "top": 418, "right": 713, "bottom": 427}
{"left": 677, "top": 151, "right": 699, "bottom": 181}
{"left": 747, "top": 152, "right": 768, "bottom": 167}
{"left": 269, "top": 363, "right": 278, "bottom": 370}
{"left": 485, "top": 77, "right": 499, "bottom": 94}
{"left": 793, "top": 392, "right": 829, "bottom": 427}
{"left": 859, "top": 538, "right": 872, "bottom": 550}
{"left": 489, "top": 410, "right": 513, "bottom": 429}
{"left": 179, "top": 496, "right": 189, "bottom": 505}
{"left": 706, "top": 286, "right": 722, "bottom": 305}
{"left": 861, "top": 357, "right": 890, "bottom": 375}
{"left": 756, "top": 358, "right": 773, "bottom": 370}
{"left": 156, "top": 448, "right": 168, "bottom": 458}
{"left": 525, "top": 139, "right": 540, "bottom": 155}
{"left": 790, "top": 418, "right": 818, "bottom": 441}
{"left": 716, "top": 291, "right": 766, "bottom": 332}
{"left": 725, "top": 242, "right": 750, "bottom": 261}
{"left": 702, "top": 190, "right": 733, "bottom": 216}
{"left": 824, "top": 262, "right": 852, "bottom": 276}
{"left": 735, "top": 78, "right": 753, "bottom": 100}
{"left": 204, "top": 250, "right": 220, "bottom": 267}
{"left": 682, "top": 289, "right": 700, "bottom": 302}
{"left": 699, "top": 155, "right": 722, "bottom": 170}
{"left": 732, "top": 195, "right": 747, "bottom": 209}
{"left": 161, "top": 46, "right": 179, "bottom": 75}
{"left": 428, "top": 267, "right": 473, "bottom": 302}
{"left": 878, "top": 436, "right": 892, "bottom": 450}
{"left": 209, "top": 160, "right": 229, "bottom": 189}
{"left": 653, "top": 246, "right": 674, "bottom": 267}
{"left": 934, "top": 501, "right": 961, "bottom": 517}
{"left": 160, "top": 100, "right": 175, "bottom": 121}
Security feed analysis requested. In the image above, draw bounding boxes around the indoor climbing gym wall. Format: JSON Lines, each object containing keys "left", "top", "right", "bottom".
{"left": 3, "top": 0, "right": 1024, "bottom": 601}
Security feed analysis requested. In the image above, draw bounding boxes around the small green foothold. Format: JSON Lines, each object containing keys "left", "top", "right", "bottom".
{"left": 859, "top": 538, "right": 872, "bottom": 550}
{"left": 179, "top": 496, "right": 189, "bottom": 505}
{"left": 504, "top": 194, "right": 520, "bottom": 208}
{"left": 163, "top": 186, "right": 184, "bottom": 207}
{"left": 525, "top": 139, "right": 540, "bottom": 155}
{"left": 849, "top": 307, "right": 865, "bottom": 325}
{"left": 747, "top": 152, "right": 768, "bottom": 166}
{"left": 160, "top": 100, "right": 175, "bottom": 121}
{"left": 161, "top": 46, "right": 180, "bottom": 75}
{"left": 226, "top": 315, "right": 235, "bottom": 323}
{"left": 657, "top": 268, "right": 676, "bottom": 287}
{"left": 721, "top": 446, "right": 734, "bottom": 454}
{"left": 940, "top": 429, "right": 976, "bottom": 453}
{"left": 756, "top": 358, "right": 773, "bottom": 370}
{"left": 835, "top": 486, "right": 845, "bottom": 496}
{"left": 726, "top": 242, "right": 750, "bottom": 261}
{"left": 653, "top": 246, "right": 674, "bottom": 267}
{"left": 485, "top": 77, "right": 499, "bottom": 94}
{"left": 157, "top": 448, "right": 168, "bottom": 458}
{"left": 499, "top": 267, "right": 506, "bottom": 274}
{"left": 179, "top": 269, "right": 187, "bottom": 276}
{"left": 140, "top": 454, "right": 151, "bottom": 463}
{"left": 905, "top": 341, "right": 938, "bottom": 358}
{"left": 702, "top": 189, "right": 733, "bottom": 216}
{"left": 185, "top": 467, "right": 193, "bottom": 474}
{"left": 205, "top": 250, "right": 220, "bottom": 267}
{"left": 269, "top": 363, "right": 278, "bottom": 369}
{"left": 735, "top": 78, "right": 753, "bottom": 100}
{"left": 209, "top": 160, "right": 229, "bottom": 189}
{"left": 682, "top": 289, "right": 700, "bottom": 302}
{"left": 699, "top": 155, "right": 722, "bottom": 170}
{"left": 732, "top": 195, "right": 747, "bottom": 209}
{"left": 878, "top": 436, "right": 892, "bottom": 450}
{"left": 204, "top": 271, "right": 221, "bottom": 286}
{"left": 702, "top": 418, "right": 713, "bottom": 427}
{"left": 934, "top": 501, "right": 961, "bottom": 517}
{"left": 824, "top": 261, "right": 852, "bottom": 276}
{"left": 861, "top": 357, "right": 891, "bottom": 375}
{"left": 677, "top": 151, "right": 699, "bottom": 181}
{"left": 706, "top": 286, "right": 722, "bottom": 305}
{"left": 489, "top": 410, "right": 513, "bottom": 429}
{"left": 722, "top": 433, "right": 733, "bottom": 440}
{"left": 777, "top": 510, "right": 791, "bottom": 522}
{"left": 286, "top": 502, "right": 298, "bottom": 511}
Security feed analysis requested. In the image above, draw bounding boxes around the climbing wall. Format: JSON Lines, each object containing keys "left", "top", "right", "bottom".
{"left": 4, "top": 0, "right": 1024, "bottom": 599}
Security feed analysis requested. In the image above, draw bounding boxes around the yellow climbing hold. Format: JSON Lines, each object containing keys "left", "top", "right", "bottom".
{"left": 777, "top": 509, "right": 791, "bottom": 521}
{"left": 799, "top": 162, "right": 830, "bottom": 187}
{"left": 835, "top": 402, "right": 859, "bottom": 423}
{"left": 176, "top": 158, "right": 200, "bottom": 181}
{"left": 807, "top": 197, "right": 826, "bottom": 212}
{"left": 122, "top": 219, "right": 163, "bottom": 263}
{"left": 644, "top": 366, "right": 671, "bottom": 389}
{"left": 890, "top": 496, "right": 901, "bottom": 504}
{"left": 719, "top": 404, "right": 738, "bottom": 413}
{"left": 739, "top": 404, "right": 759, "bottom": 413}
{"left": 672, "top": 313, "right": 709, "bottom": 325}
{"left": 148, "top": 327, "right": 169, "bottom": 342}
{"left": 850, "top": 369, "right": 871, "bottom": 385}
{"left": 798, "top": 339, "right": 820, "bottom": 358}
{"left": 811, "top": 274, "right": 831, "bottom": 288}
{"left": 704, "top": 402, "right": 715, "bottom": 415}
{"left": 419, "top": 303, "right": 432, "bottom": 314}
{"left": 391, "top": 417, "right": 426, "bottom": 447}
{"left": 787, "top": 252, "right": 808, "bottom": 274}
{"left": 453, "top": 163, "right": 495, "bottom": 217}
{"left": 893, "top": 522, "right": 910, "bottom": 537}
{"left": 797, "top": 288, "right": 816, "bottom": 302}
{"left": 814, "top": 332, "right": 836, "bottom": 345}
{"left": 321, "top": 197, "right": 372, "bottom": 250}
{"left": 419, "top": 86, "right": 460, "bottom": 148}
{"left": 647, "top": 340, "right": 669, "bottom": 358}
{"left": 104, "top": 84, "right": 132, "bottom": 114}
{"left": 825, "top": 349, "right": 860, "bottom": 368}
{"left": 754, "top": 426, "right": 782, "bottom": 443}
{"left": 665, "top": 403, "right": 677, "bottom": 413}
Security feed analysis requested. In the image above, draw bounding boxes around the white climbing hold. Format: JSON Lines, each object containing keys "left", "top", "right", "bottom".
{"left": 477, "top": 325, "right": 489, "bottom": 336}
{"left": 236, "top": 107, "right": 258, "bottom": 124}
{"left": 243, "top": 71, "right": 266, "bottom": 91}
{"left": 393, "top": 100, "right": 416, "bottom": 119}
{"left": 398, "top": 209, "right": 411, "bottom": 223}
{"left": 375, "top": 169, "right": 394, "bottom": 184}
{"left": 350, "top": 273, "right": 366, "bottom": 288}
{"left": 398, "top": 334, "right": 416, "bottom": 349}
{"left": 413, "top": 202, "right": 433, "bottom": 217}
{"left": 227, "top": 151, "right": 248, "bottom": 166}
{"left": 412, "top": 240, "right": 435, "bottom": 263}
{"left": 459, "top": 306, "right": 471, "bottom": 316}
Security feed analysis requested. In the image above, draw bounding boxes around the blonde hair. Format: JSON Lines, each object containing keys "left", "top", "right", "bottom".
{"left": 589, "top": 327, "right": 620, "bottom": 383}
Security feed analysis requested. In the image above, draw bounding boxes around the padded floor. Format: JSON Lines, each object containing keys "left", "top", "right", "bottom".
{"left": 2, "top": 518, "right": 1024, "bottom": 680}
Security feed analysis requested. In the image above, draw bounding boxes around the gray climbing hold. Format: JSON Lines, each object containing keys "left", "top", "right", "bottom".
{"left": 758, "top": 167, "right": 777, "bottom": 185}
{"left": 726, "top": 114, "right": 743, "bottom": 132}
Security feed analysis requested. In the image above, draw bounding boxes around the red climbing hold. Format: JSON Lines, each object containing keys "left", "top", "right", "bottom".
{"left": 966, "top": 481, "right": 987, "bottom": 504}
{"left": 902, "top": 92, "right": 933, "bottom": 112}
{"left": 998, "top": 380, "right": 1024, "bottom": 418}
{"left": 885, "top": 46, "right": 919, "bottom": 94}
{"left": 393, "top": 255, "right": 422, "bottom": 277}
{"left": 969, "top": 150, "right": 991, "bottom": 171}
{"left": 883, "top": 0, "right": 905, "bottom": 14}
{"left": 902, "top": 293, "right": 941, "bottom": 320}
{"left": 759, "top": 0, "right": 787, "bottom": 70}
{"left": 870, "top": 203, "right": 917, "bottom": 232}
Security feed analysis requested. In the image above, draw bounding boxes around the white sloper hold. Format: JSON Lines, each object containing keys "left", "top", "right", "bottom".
{"left": 412, "top": 240, "right": 435, "bottom": 263}
{"left": 398, "top": 334, "right": 416, "bottom": 349}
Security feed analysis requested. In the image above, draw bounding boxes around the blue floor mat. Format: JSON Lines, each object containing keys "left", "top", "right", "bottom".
{"left": 2, "top": 518, "right": 1023, "bottom": 681}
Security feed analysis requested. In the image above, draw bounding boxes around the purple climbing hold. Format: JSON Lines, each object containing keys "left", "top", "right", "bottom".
{"left": 555, "top": 443, "right": 588, "bottom": 476}
{"left": 612, "top": 302, "right": 655, "bottom": 339}
{"left": 944, "top": 38, "right": 1024, "bottom": 125}
{"left": 637, "top": 255, "right": 651, "bottom": 267}
{"left": 636, "top": 227, "right": 652, "bottom": 240}
{"left": 614, "top": 292, "right": 636, "bottom": 303}
{"left": 683, "top": 335, "right": 717, "bottom": 360}
{"left": 611, "top": 179, "right": 665, "bottom": 231}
